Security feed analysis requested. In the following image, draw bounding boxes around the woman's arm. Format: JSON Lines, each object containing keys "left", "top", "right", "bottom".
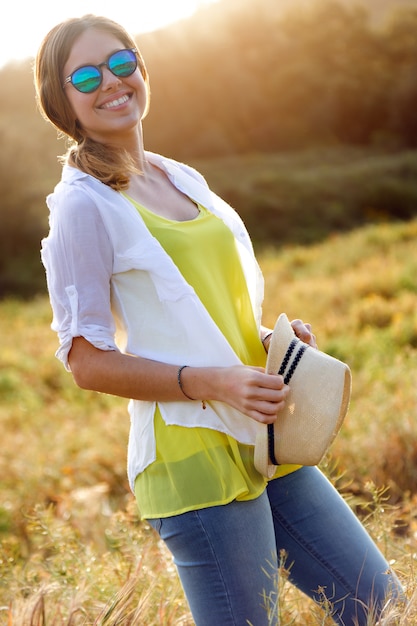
{"left": 68, "top": 336, "right": 289, "bottom": 425}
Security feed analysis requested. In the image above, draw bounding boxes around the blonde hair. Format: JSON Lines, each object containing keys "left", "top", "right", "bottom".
{"left": 34, "top": 14, "right": 150, "bottom": 190}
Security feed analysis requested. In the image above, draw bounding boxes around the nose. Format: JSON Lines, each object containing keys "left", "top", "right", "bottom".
{"left": 101, "top": 65, "right": 122, "bottom": 90}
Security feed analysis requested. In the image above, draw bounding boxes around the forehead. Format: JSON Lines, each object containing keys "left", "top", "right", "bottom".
{"left": 64, "top": 29, "right": 126, "bottom": 74}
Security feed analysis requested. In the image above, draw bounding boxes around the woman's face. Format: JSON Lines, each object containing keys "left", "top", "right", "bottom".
{"left": 62, "top": 28, "right": 147, "bottom": 144}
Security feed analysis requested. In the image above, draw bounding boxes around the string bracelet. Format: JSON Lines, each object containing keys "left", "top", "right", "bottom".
{"left": 261, "top": 332, "right": 273, "bottom": 352}
{"left": 177, "top": 365, "right": 206, "bottom": 409}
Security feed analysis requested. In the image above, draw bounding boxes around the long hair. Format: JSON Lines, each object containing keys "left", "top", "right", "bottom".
{"left": 34, "top": 14, "right": 150, "bottom": 190}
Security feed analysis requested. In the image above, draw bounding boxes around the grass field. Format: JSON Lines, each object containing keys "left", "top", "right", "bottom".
{"left": 1, "top": 218, "right": 417, "bottom": 624}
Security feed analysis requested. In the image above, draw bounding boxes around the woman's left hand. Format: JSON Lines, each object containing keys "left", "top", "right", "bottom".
{"left": 290, "top": 319, "right": 318, "bottom": 349}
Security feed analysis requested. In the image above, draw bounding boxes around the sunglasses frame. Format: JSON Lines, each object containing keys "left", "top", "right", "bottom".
{"left": 63, "top": 48, "right": 138, "bottom": 93}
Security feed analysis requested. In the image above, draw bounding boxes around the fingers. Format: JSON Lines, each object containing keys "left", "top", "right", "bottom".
{"left": 291, "top": 318, "right": 318, "bottom": 349}
{"left": 247, "top": 396, "right": 289, "bottom": 424}
{"left": 241, "top": 371, "right": 290, "bottom": 424}
{"left": 216, "top": 366, "right": 291, "bottom": 424}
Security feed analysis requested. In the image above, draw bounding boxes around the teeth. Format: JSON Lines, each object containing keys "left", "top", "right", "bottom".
{"left": 102, "top": 94, "right": 129, "bottom": 109}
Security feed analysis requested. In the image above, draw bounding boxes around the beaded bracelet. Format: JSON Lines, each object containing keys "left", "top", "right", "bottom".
{"left": 178, "top": 365, "right": 206, "bottom": 409}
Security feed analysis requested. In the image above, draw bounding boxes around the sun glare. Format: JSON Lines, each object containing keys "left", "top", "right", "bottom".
{"left": 0, "top": 0, "right": 218, "bottom": 69}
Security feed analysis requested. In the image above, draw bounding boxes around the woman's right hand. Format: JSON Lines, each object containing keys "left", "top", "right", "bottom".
{"left": 205, "top": 365, "right": 290, "bottom": 425}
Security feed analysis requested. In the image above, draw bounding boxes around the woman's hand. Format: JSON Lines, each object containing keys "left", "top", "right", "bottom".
{"left": 261, "top": 319, "right": 317, "bottom": 353}
{"left": 290, "top": 318, "right": 318, "bottom": 349}
{"left": 204, "top": 365, "right": 290, "bottom": 425}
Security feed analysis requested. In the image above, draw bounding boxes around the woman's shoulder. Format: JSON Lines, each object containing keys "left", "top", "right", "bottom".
{"left": 48, "top": 165, "right": 117, "bottom": 212}
{"left": 46, "top": 173, "right": 110, "bottom": 238}
{"left": 145, "top": 151, "right": 209, "bottom": 187}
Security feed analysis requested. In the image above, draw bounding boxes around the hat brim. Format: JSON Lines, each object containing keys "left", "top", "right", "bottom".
{"left": 254, "top": 314, "right": 351, "bottom": 477}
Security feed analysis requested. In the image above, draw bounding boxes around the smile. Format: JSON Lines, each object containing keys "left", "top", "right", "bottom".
{"left": 101, "top": 94, "right": 130, "bottom": 109}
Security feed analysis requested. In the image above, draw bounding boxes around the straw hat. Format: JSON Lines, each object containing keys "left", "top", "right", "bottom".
{"left": 254, "top": 313, "right": 351, "bottom": 478}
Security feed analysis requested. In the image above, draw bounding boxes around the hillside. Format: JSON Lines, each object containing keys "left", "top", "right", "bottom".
{"left": 2, "top": 217, "right": 417, "bottom": 622}
{"left": 342, "top": 0, "right": 417, "bottom": 22}
{"left": 194, "top": 147, "right": 417, "bottom": 248}
{"left": 181, "top": 0, "right": 417, "bottom": 29}
{"left": 2, "top": 0, "right": 417, "bottom": 296}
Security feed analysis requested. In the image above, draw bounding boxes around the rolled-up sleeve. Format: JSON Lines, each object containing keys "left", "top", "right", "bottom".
{"left": 41, "top": 185, "right": 118, "bottom": 370}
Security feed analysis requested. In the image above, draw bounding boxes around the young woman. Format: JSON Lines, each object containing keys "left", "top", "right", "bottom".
{"left": 34, "top": 14, "right": 403, "bottom": 625}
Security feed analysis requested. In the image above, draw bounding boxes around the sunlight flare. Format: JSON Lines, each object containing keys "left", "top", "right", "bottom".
{"left": 0, "top": 0, "right": 219, "bottom": 68}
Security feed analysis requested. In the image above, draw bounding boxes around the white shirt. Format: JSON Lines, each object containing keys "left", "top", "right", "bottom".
{"left": 41, "top": 152, "right": 265, "bottom": 491}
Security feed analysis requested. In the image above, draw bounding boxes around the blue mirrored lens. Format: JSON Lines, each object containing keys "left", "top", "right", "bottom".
{"left": 108, "top": 49, "right": 137, "bottom": 77}
{"left": 72, "top": 66, "right": 102, "bottom": 93}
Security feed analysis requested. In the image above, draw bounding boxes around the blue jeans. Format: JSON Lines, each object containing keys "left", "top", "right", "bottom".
{"left": 147, "top": 467, "right": 403, "bottom": 625}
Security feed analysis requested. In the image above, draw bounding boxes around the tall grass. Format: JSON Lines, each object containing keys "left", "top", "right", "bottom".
{"left": 1, "top": 219, "right": 417, "bottom": 624}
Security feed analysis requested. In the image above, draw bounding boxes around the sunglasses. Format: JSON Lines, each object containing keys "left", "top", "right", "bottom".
{"left": 63, "top": 48, "right": 138, "bottom": 94}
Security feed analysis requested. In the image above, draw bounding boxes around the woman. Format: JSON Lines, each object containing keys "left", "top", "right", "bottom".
{"left": 34, "top": 14, "right": 403, "bottom": 626}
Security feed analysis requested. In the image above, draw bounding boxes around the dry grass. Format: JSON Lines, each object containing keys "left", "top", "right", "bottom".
{"left": 2, "top": 218, "right": 417, "bottom": 624}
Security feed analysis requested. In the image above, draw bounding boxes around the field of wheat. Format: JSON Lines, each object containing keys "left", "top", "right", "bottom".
{"left": 1, "top": 219, "right": 417, "bottom": 624}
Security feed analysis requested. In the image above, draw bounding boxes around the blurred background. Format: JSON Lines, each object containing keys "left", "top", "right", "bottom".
{"left": 1, "top": 0, "right": 417, "bottom": 298}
